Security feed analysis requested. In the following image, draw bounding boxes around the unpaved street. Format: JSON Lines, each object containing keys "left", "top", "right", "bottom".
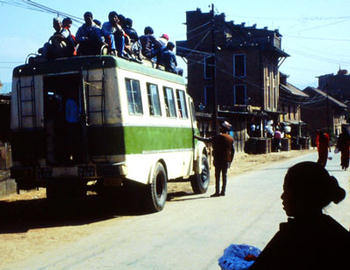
{"left": 1, "top": 150, "right": 349, "bottom": 269}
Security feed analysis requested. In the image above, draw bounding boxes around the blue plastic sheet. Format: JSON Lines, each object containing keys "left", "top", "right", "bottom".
{"left": 218, "top": 244, "right": 261, "bottom": 270}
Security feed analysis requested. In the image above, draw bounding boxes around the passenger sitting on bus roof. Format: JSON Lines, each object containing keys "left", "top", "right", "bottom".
{"left": 76, "top": 12, "right": 105, "bottom": 56}
{"left": 159, "top": 42, "right": 183, "bottom": 76}
{"left": 102, "top": 11, "right": 129, "bottom": 58}
{"left": 158, "top": 33, "right": 169, "bottom": 48}
{"left": 139, "top": 26, "right": 162, "bottom": 62}
{"left": 39, "top": 17, "right": 74, "bottom": 59}
{"left": 124, "top": 18, "right": 142, "bottom": 61}
{"left": 62, "top": 17, "right": 77, "bottom": 55}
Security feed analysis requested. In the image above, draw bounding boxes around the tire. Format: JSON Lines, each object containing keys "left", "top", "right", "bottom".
{"left": 190, "top": 155, "right": 210, "bottom": 194}
{"left": 144, "top": 162, "right": 168, "bottom": 212}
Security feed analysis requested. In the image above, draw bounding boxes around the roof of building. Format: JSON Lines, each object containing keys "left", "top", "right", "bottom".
{"left": 304, "top": 87, "right": 347, "bottom": 109}
{"left": 280, "top": 83, "right": 309, "bottom": 97}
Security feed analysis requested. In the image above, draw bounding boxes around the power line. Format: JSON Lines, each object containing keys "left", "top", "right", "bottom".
{"left": 0, "top": 0, "right": 84, "bottom": 23}
{"left": 186, "top": 21, "right": 211, "bottom": 34}
{"left": 285, "top": 35, "right": 350, "bottom": 42}
{"left": 291, "top": 19, "right": 349, "bottom": 33}
{"left": 230, "top": 14, "right": 350, "bottom": 22}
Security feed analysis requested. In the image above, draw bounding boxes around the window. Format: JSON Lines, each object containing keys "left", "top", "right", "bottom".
{"left": 204, "top": 56, "right": 214, "bottom": 79}
{"left": 176, "top": 89, "right": 188, "bottom": 119}
{"left": 163, "top": 87, "right": 176, "bottom": 117}
{"left": 233, "top": 84, "right": 247, "bottom": 105}
{"left": 203, "top": 86, "right": 213, "bottom": 106}
{"left": 147, "top": 83, "right": 161, "bottom": 116}
{"left": 125, "top": 78, "right": 143, "bottom": 115}
{"left": 233, "top": 54, "right": 246, "bottom": 77}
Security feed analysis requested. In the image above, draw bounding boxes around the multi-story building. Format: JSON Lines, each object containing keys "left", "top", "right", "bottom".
{"left": 318, "top": 69, "right": 350, "bottom": 103}
{"left": 301, "top": 87, "right": 348, "bottom": 138}
{"left": 279, "top": 73, "right": 308, "bottom": 124}
{"left": 177, "top": 8, "right": 289, "bottom": 151}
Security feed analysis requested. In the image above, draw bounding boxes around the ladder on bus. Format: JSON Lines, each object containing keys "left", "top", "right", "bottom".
{"left": 16, "top": 74, "right": 37, "bottom": 129}
{"left": 85, "top": 64, "right": 106, "bottom": 126}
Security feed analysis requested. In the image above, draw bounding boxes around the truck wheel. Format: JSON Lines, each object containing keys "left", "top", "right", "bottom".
{"left": 144, "top": 162, "right": 167, "bottom": 212}
{"left": 190, "top": 155, "right": 210, "bottom": 194}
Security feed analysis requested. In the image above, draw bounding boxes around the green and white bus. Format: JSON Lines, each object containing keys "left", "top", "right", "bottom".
{"left": 10, "top": 55, "right": 210, "bottom": 211}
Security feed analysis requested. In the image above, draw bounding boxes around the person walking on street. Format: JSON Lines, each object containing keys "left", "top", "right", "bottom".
{"left": 335, "top": 125, "right": 350, "bottom": 170}
{"left": 195, "top": 121, "right": 235, "bottom": 197}
{"left": 316, "top": 129, "right": 330, "bottom": 167}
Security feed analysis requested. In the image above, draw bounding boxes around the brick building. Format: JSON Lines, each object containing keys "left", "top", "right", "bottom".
{"left": 318, "top": 69, "right": 350, "bottom": 103}
{"left": 301, "top": 87, "right": 347, "bottom": 138}
{"left": 177, "top": 8, "right": 289, "bottom": 151}
{"left": 279, "top": 73, "right": 308, "bottom": 124}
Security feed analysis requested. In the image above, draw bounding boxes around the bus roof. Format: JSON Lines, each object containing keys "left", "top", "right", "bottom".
{"left": 13, "top": 55, "right": 186, "bottom": 85}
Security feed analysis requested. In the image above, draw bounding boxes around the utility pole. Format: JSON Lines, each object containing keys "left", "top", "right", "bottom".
{"left": 326, "top": 83, "right": 330, "bottom": 135}
{"left": 211, "top": 3, "right": 218, "bottom": 135}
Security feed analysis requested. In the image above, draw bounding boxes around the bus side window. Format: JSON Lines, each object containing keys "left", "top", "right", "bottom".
{"left": 176, "top": 89, "right": 188, "bottom": 119}
{"left": 126, "top": 78, "right": 143, "bottom": 115}
{"left": 163, "top": 87, "right": 177, "bottom": 118}
{"left": 147, "top": 83, "right": 161, "bottom": 116}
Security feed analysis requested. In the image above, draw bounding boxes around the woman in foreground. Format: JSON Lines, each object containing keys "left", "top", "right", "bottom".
{"left": 250, "top": 161, "right": 350, "bottom": 270}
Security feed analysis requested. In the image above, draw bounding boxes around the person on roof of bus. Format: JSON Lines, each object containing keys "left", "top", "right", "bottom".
{"left": 159, "top": 42, "right": 183, "bottom": 76}
{"left": 158, "top": 33, "right": 169, "bottom": 48}
{"left": 62, "top": 17, "right": 77, "bottom": 55}
{"left": 139, "top": 26, "right": 162, "bottom": 62}
{"left": 102, "top": 11, "right": 129, "bottom": 58}
{"left": 124, "top": 18, "right": 142, "bottom": 61}
{"left": 76, "top": 11, "right": 105, "bottom": 56}
{"left": 124, "top": 18, "right": 139, "bottom": 42}
{"left": 40, "top": 17, "right": 75, "bottom": 59}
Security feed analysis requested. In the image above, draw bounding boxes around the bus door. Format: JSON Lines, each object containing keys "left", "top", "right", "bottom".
{"left": 44, "top": 74, "right": 87, "bottom": 165}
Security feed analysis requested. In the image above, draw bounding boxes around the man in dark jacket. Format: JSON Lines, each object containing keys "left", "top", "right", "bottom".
{"left": 195, "top": 121, "right": 235, "bottom": 196}
{"left": 160, "top": 42, "right": 183, "bottom": 75}
{"left": 139, "top": 26, "right": 162, "bottom": 60}
{"left": 76, "top": 12, "right": 105, "bottom": 55}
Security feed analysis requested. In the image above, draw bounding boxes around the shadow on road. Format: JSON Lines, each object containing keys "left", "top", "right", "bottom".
{"left": 0, "top": 187, "right": 211, "bottom": 234}
{"left": 167, "top": 191, "right": 209, "bottom": 202}
{"left": 0, "top": 192, "right": 148, "bottom": 234}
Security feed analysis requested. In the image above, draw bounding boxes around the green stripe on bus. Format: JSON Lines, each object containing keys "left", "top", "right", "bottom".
{"left": 13, "top": 56, "right": 185, "bottom": 85}
{"left": 88, "top": 125, "right": 193, "bottom": 156}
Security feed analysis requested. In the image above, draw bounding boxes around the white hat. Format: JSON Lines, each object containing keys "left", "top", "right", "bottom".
{"left": 221, "top": 121, "right": 232, "bottom": 130}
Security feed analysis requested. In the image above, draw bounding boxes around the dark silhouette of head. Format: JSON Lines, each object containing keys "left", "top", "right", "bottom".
{"left": 281, "top": 161, "right": 345, "bottom": 217}
{"left": 108, "top": 11, "right": 119, "bottom": 26}
{"left": 62, "top": 17, "right": 72, "bottom": 28}
{"left": 166, "top": 41, "right": 175, "bottom": 51}
{"left": 84, "top": 12, "right": 93, "bottom": 26}
{"left": 144, "top": 26, "right": 154, "bottom": 35}
{"left": 125, "top": 18, "right": 133, "bottom": 28}
{"left": 118, "top": 14, "right": 126, "bottom": 27}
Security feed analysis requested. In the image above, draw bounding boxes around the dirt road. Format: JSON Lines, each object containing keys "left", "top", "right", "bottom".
{"left": 0, "top": 149, "right": 314, "bottom": 269}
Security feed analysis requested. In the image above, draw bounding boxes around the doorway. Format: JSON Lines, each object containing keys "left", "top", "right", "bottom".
{"left": 44, "top": 74, "right": 86, "bottom": 165}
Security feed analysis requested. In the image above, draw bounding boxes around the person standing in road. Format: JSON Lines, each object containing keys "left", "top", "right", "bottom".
{"left": 335, "top": 125, "right": 350, "bottom": 170}
{"left": 316, "top": 129, "right": 330, "bottom": 167}
{"left": 195, "top": 121, "right": 235, "bottom": 197}
{"left": 250, "top": 161, "right": 350, "bottom": 270}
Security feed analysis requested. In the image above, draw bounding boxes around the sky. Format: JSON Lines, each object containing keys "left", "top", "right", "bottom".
{"left": 0, "top": 0, "right": 350, "bottom": 91}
